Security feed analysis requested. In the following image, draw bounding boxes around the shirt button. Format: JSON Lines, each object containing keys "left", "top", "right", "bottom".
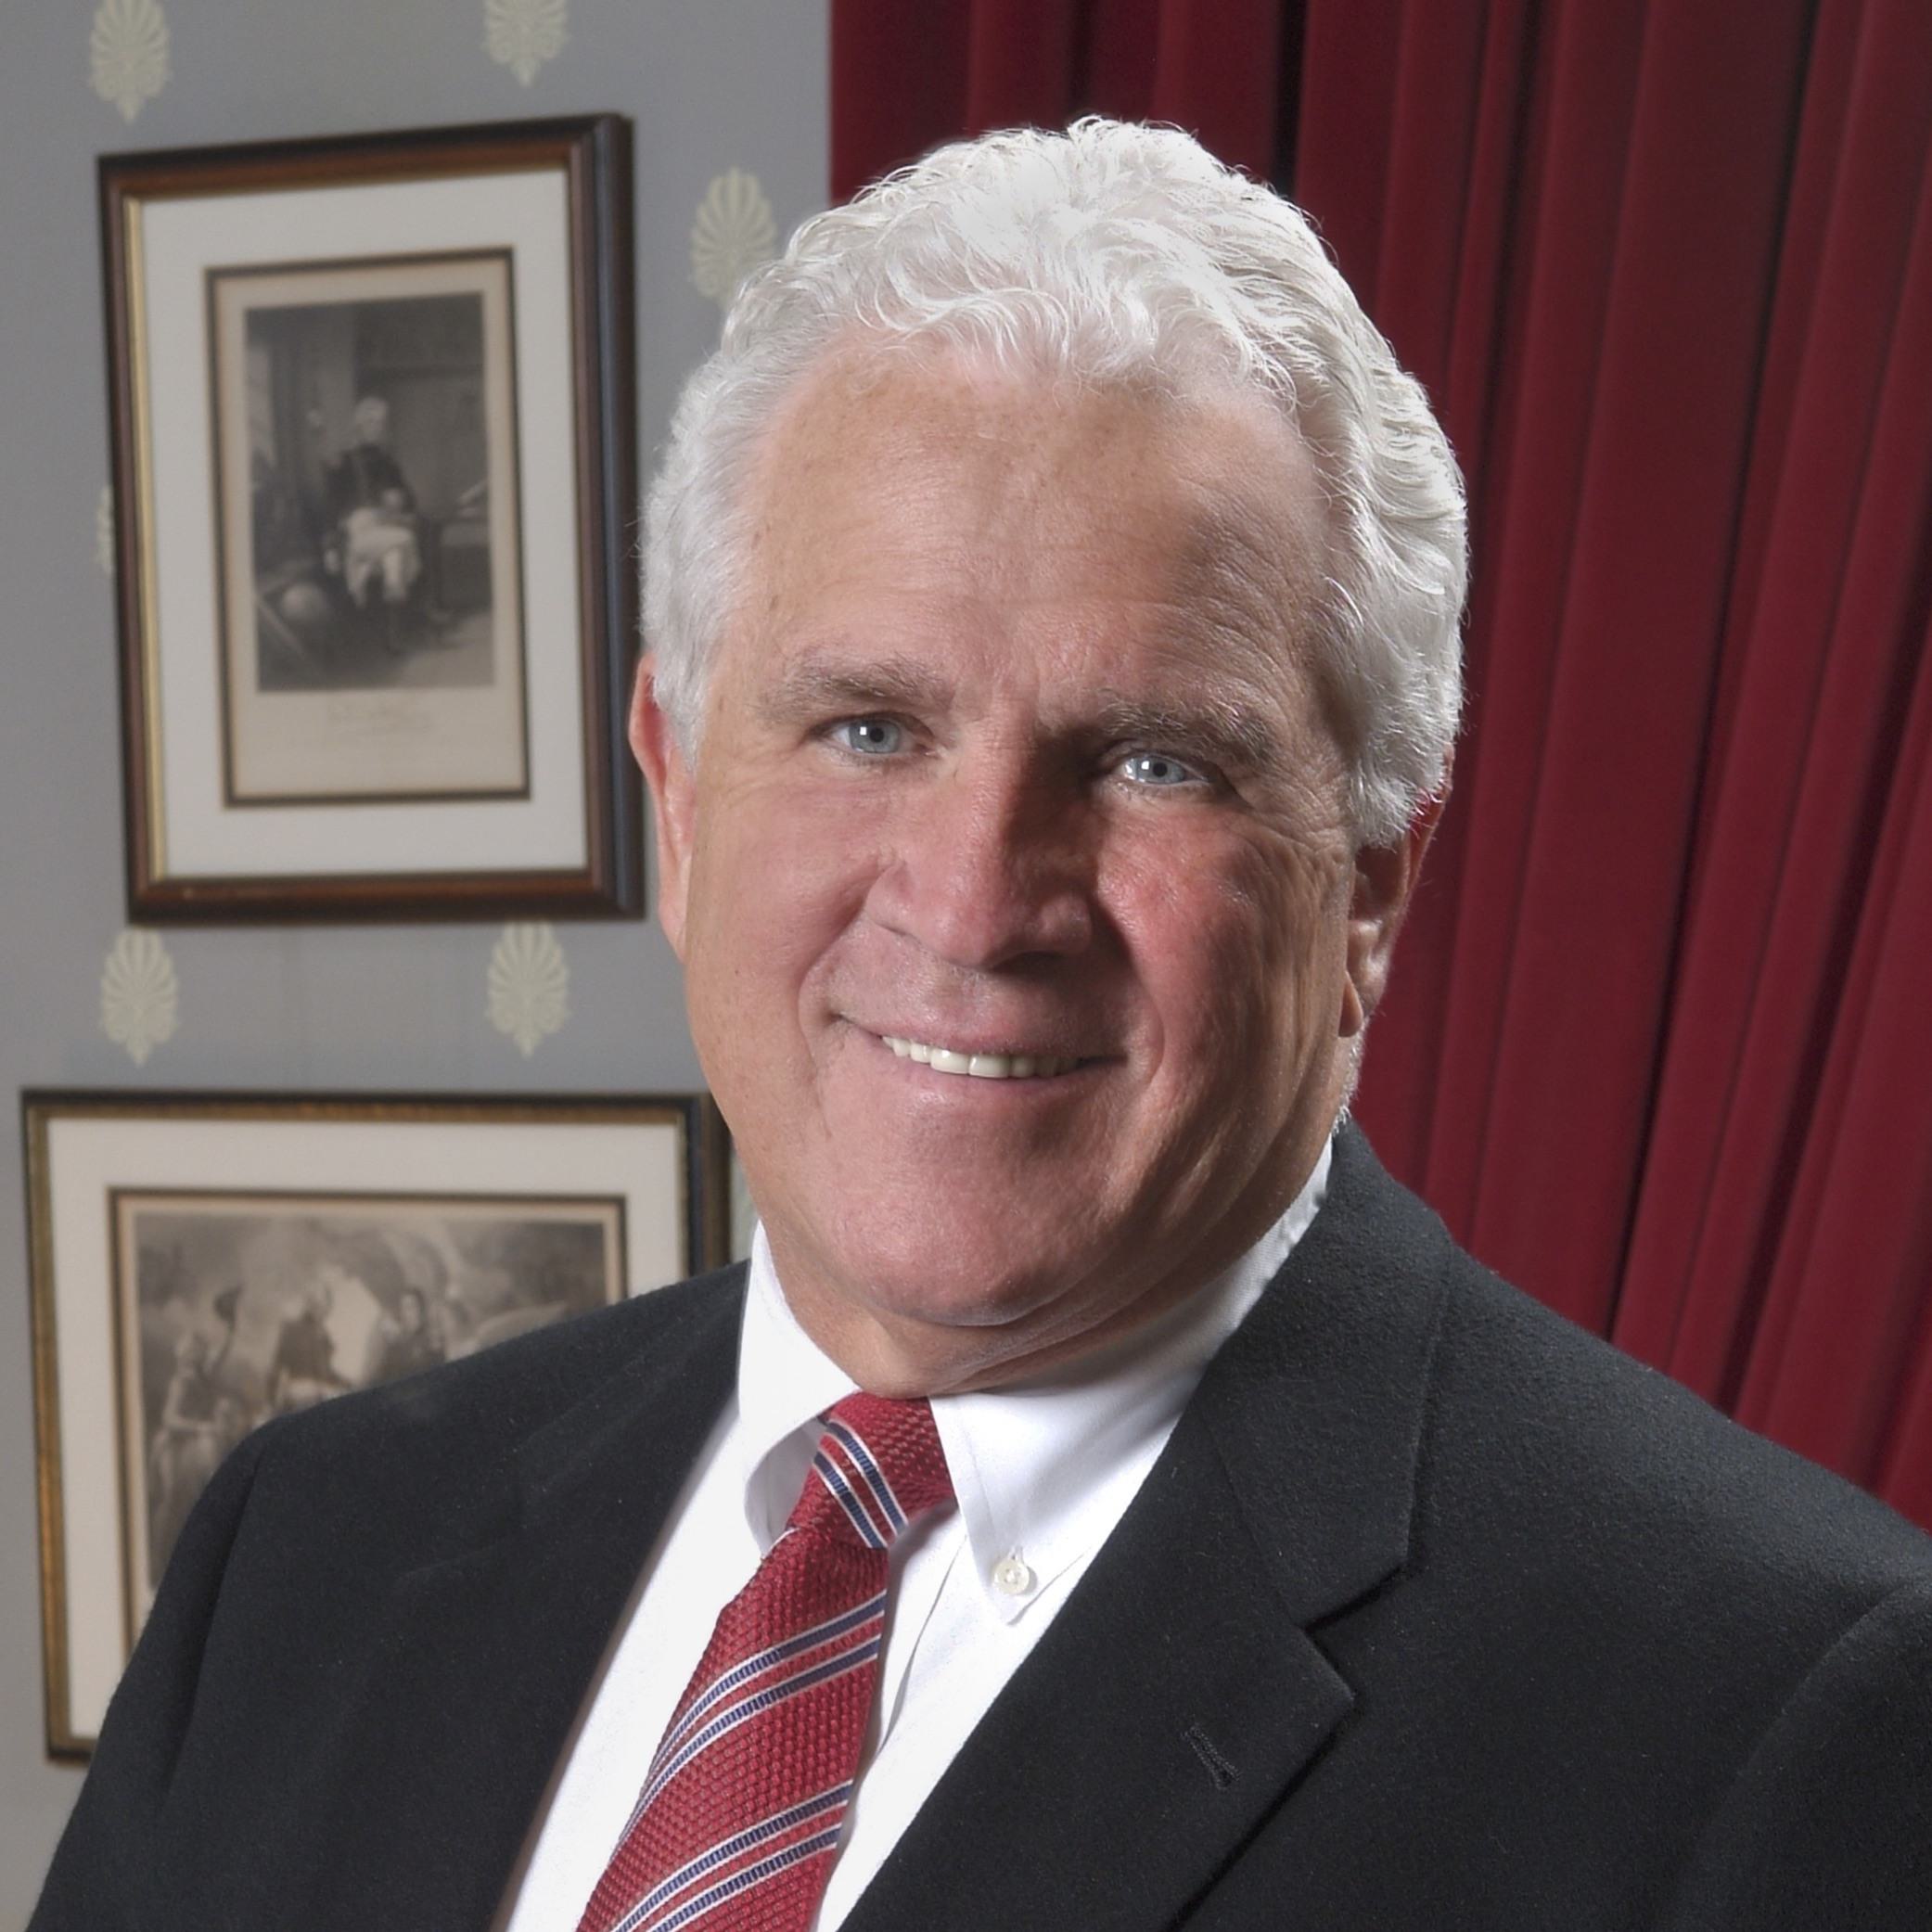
{"left": 992, "top": 1555, "right": 1035, "bottom": 1597}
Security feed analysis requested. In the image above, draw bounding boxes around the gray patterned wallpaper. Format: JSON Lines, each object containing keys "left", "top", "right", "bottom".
{"left": 0, "top": 1, "right": 827, "bottom": 1908}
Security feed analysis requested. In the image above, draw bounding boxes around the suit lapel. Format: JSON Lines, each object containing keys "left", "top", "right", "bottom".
{"left": 845, "top": 1127, "right": 1450, "bottom": 1931}
{"left": 306, "top": 1270, "right": 747, "bottom": 1929}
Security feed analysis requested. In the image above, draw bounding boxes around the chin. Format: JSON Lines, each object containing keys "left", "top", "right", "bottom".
{"left": 839, "top": 1228, "right": 1068, "bottom": 1333}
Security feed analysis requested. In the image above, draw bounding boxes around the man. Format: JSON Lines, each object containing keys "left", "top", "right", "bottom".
{"left": 265, "top": 1273, "right": 352, "bottom": 1414}
{"left": 32, "top": 121, "right": 1932, "bottom": 1930}
{"left": 364, "top": 1284, "right": 447, "bottom": 1387}
{"left": 323, "top": 393, "right": 426, "bottom": 646}
{"left": 145, "top": 1313, "right": 238, "bottom": 1585}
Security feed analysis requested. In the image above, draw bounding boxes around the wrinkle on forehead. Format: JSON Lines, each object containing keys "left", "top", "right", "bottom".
{"left": 729, "top": 349, "right": 1336, "bottom": 748}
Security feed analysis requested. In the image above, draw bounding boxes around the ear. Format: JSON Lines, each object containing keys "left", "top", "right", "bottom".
{"left": 1339, "top": 779, "right": 1448, "bottom": 1040}
{"left": 630, "top": 657, "right": 697, "bottom": 961}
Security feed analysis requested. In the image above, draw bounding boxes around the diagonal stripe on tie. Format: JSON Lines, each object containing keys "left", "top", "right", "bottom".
{"left": 576, "top": 1393, "right": 954, "bottom": 1932}
{"left": 646, "top": 1823, "right": 847, "bottom": 1932}
{"left": 820, "top": 1418, "right": 908, "bottom": 1533}
{"left": 610, "top": 1785, "right": 851, "bottom": 1932}
{"left": 629, "top": 1594, "right": 887, "bottom": 1830}
{"left": 812, "top": 1448, "right": 890, "bottom": 1548}
{"left": 628, "top": 1630, "right": 884, "bottom": 1822}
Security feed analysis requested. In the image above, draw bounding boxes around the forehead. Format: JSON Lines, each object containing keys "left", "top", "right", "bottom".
{"left": 735, "top": 350, "right": 1328, "bottom": 687}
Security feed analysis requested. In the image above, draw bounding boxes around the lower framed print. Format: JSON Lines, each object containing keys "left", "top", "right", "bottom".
{"left": 22, "top": 1090, "right": 728, "bottom": 1758}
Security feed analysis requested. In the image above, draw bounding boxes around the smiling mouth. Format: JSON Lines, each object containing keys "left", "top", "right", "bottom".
{"left": 878, "top": 1034, "right": 1089, "bottom": 1081}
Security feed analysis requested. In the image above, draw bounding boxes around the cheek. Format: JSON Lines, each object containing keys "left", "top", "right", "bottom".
{"left": 685, "top": 773, "right": 880, "bottom": 994}
{"left": 1102, "top": 833, "right": 1347, "bottom": 1074}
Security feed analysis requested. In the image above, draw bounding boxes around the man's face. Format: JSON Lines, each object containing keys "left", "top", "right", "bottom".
{"left": 352, "top": 398, "right": 388, "bottom": 445}
{"left": 639, "top": 354, "right": 1427, "bottom": 1392}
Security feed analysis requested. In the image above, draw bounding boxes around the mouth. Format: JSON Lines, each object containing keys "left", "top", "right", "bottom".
{"left": 876, "top": 1033, "right": 1092, "bottom": 1081}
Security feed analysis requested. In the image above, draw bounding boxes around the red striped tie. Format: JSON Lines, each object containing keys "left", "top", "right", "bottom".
{"left": 576, "top": 1393, "right": 953, "bottom": 1932}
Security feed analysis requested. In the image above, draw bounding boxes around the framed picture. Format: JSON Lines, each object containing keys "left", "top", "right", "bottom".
{"left": 23, "top": 1091, "right": 729, "bottom": 1758}
{"left": 100, "top": 117, "right": 641, "bottom": 920}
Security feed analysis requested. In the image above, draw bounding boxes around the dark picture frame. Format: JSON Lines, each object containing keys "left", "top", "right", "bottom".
{"left": 23, "top": 1090, "right": 729, "bottom": 1759}
{"left": 100, "top": 117, "right": 641, "bottom": 921}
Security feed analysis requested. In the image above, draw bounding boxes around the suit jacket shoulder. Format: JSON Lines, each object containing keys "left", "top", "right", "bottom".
{"left": 1430, "top": 1231, "right": 1930, "bottom": 1625}
{"left": 249, "top": 1261, "right": 746, "bottom": 1542}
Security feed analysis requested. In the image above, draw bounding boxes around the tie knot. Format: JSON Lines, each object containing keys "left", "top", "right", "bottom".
{"left": 793, "top": 1392, "right": 953, "bottom": 1550}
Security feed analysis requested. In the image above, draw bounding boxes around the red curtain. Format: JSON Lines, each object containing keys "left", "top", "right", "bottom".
{"left": 830, "top": 0, "right": 1932, "bottom": 1529}
{"left": 1303, "top": 0, "right": 1932, "bottom": 1529}
{"left": 830, "top": 0, "right": 1290, "bottom": 202}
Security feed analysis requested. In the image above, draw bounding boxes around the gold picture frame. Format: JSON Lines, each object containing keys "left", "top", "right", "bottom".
{"left": 100, "top": 116, "right": 641, "bottom": 921}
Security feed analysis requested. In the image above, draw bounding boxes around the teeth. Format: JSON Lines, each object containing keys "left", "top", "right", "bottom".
{"left": 880, "top": 1036, "right": 1080, "bottom": 1080}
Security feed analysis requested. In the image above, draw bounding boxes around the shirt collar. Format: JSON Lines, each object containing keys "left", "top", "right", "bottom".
{"left": 736, "top": 1137, "right": 1331, "bottom": 1621}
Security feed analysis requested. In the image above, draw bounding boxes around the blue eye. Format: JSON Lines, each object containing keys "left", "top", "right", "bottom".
{"left": 1119, "top": 750, "right": 1202, "bottom": 788}
{"left": 833, "top": 717, "right": 903, "bottom": 757}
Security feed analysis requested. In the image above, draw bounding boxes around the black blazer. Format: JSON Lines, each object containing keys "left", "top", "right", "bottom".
{"left": 32, "top": 1127, "right": 1932, "bottom": 1928}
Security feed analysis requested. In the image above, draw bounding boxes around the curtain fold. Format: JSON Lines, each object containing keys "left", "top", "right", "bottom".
{"left": 1616, "top": 0, "right": 1932, "bottom": 1433}
{"left": 830, "top": 0, "right": 1932, "bottom": 1526}
{"left": 831, "top": 0, "right": 1286, "bottom": 202}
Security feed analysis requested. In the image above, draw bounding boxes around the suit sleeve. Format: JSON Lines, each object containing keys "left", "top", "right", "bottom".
{"left": 28, "top": 1424, "right": 275, "bottom": 1929}
{"left": 1657, "top": 1572, "right": 1932, "bottom": 1929}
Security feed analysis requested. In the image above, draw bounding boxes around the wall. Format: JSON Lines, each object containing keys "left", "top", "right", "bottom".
{"left": 0, "top": 1, "right": 826, "bottom": 1913}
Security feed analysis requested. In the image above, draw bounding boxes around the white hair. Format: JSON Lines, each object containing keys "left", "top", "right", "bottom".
{"left": 644, "top": 117, "right": 1465, "bottom": 845}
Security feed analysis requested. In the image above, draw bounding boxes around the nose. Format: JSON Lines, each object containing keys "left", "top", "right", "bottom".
{"left": 867, "top": 751, "right": 1094, "bottom": 970}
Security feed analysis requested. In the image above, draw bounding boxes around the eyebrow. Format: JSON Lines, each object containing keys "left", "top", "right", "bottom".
{"left": 754, "top": 648, "right": 1285, "bottom": 777}
{"left": 754, "top": 650, "right": 953, "bottom": 728}
{"left": 1090, "top": 693, "right": 1284, "bottom": 777}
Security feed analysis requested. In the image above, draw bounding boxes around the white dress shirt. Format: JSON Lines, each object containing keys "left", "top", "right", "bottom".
{"left": 497, "top": 1140, "right": 1329, "bottom": 1930}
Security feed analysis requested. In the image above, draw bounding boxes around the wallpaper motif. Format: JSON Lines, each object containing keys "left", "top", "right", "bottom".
{"left": 485, "top": 0, "right": 567, "bottom": 86}
{"left": 691, "top": 169, "right": 776, "bottom": 309}
{"left": 89, "top": 0, "right": 170, "bottom": 123}
{"left": 488, "top": 921, "right": 569, "bottom": 1055}
{"left": 96, "top": 485, "right": 115, "bottom": 575}
{"left": 100, "top": 928, "right": 178, "bottom": 1065}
